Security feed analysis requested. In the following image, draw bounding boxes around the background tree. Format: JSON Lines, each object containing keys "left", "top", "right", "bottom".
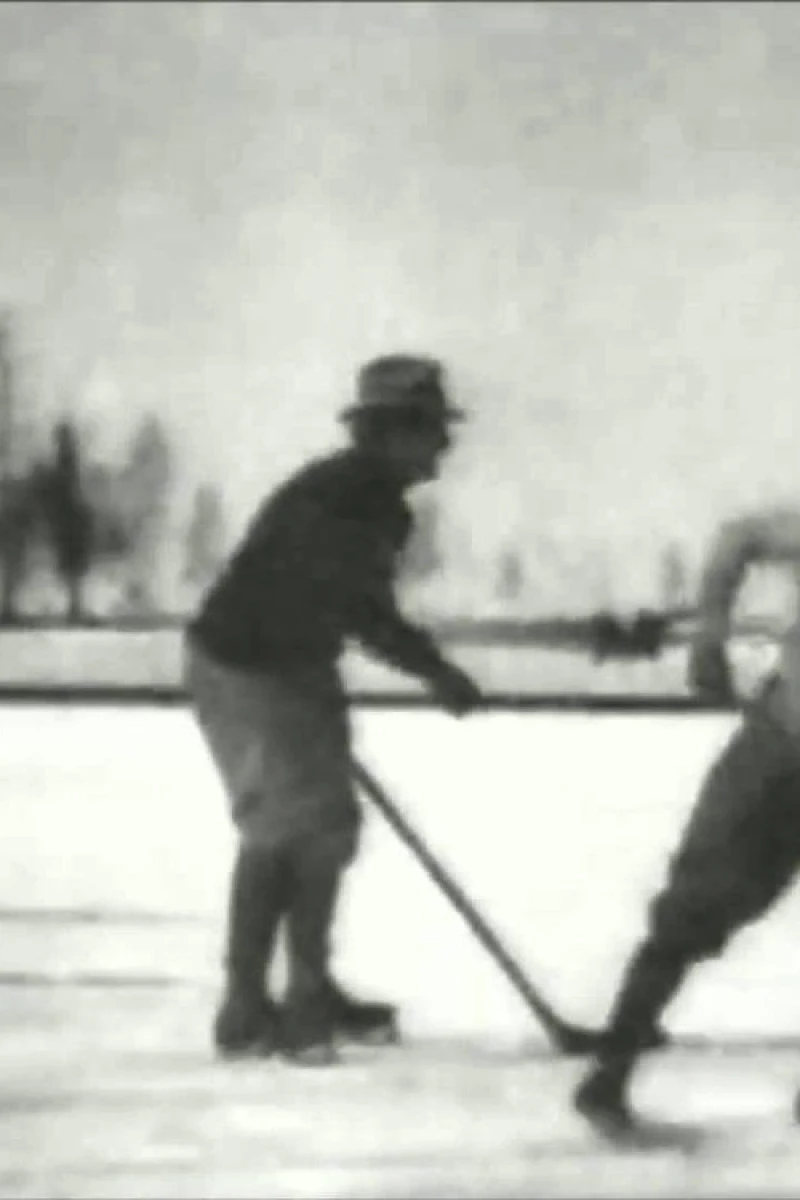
{"left": 0, "top": 313, "right": 15, "bottom": 486}
{"left": 117, "top": 414, "right": 173, "bottom": 613}
{"left": 39, "top": 420, "right": 94, "bottom": 623}
{"left": 0, "top": 475, "right": 39, "bottom": 622}
{"left": 495, "top": 547, "right": 525, "bottom": 607}
{"left": 183, "top": 482, "right": 226, "bottom": 592}
{"left": 660, "top": 541, "right": 690, "bottom": 612}
{"left": 0, "top": 314, "right": 38, "bottom": 621}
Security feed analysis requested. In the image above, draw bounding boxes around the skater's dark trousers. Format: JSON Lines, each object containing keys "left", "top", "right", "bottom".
{"left": 224, "top": 844, "right": 289, "bottom": 1000}
{"left": 224, "top": 832, "right": 352, "bottom": 1001}
{"left": 598, "top": 704, "right": 800, "bottom": 1071}
{"left": 284, "top": 832, "right": 348, "bottom": 999}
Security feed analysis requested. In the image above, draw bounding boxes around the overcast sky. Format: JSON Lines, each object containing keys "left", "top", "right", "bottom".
{"left": 2, "top": 1, "right": 800, "bottom": 608}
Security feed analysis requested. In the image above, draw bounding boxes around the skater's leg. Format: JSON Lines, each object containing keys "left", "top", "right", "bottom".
{"left": 185, "top": 644, "right": 358, "bottom": 1059}
{"left": 214, "top": 840, "right": 290, "bottom": 1057}
{"left": 278, "top": 829, "right": 397, "bottom": 1048}
{"left": 575, "top": 711, "right": 800, "bottom": 1135}
{"left": 574, "top": 940, "right": 693, "bottom": 1133}
{"left": 281, "top": 826, "right": 358, "bottom": 1065}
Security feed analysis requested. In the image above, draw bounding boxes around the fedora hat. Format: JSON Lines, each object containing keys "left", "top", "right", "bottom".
{"left": 340, "top": 354, "right": 465, "bottom": 423}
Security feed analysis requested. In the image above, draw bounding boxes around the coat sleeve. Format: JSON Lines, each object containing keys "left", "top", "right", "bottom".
{"left": 348, "top": 574, "right": 450, "bottom": 682}
{"left": 314, "top": 500, "right": 450, "bottom": 682}
{"left": 696, "top": 508, "right": 800, "bottom": 639}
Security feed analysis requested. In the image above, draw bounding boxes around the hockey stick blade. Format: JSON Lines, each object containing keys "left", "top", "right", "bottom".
{"left": 352, "top": 759, "right": 603, "bottom": 1055}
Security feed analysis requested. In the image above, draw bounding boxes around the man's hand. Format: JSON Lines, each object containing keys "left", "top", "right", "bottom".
{"left": 429, "top": 661, "right": 484, "bottom": 716}
{"left": 688, "top": 636, "right": 735, "bottom": 703}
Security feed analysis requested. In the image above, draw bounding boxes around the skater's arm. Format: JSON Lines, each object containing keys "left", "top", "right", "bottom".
{"left": 696, "top": 518, "right": 761, "bottom": 641}
{"left": 300, "top": 483, "right": 483, "bottom": 712}
{"left": 697, "top": 508, "right": 800, "bottom": 639}
{"left": 349, "top": 578, "right": 451, "bottom": 681}
{"left": 331, "top": 515, "right": 481, "bottom": 706}
{"left": 297, "top": 499, "right": 446, "bottom": 680}
{"left": 350, "top": 587, "right": 483, "bottom": 714}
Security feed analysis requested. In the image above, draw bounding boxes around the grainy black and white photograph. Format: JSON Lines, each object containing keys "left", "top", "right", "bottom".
{"left": 3, "top": 0, "right": 800, "bottom": 1194}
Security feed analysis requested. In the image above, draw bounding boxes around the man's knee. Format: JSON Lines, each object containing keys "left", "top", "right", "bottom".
{"left": 683, "top": 719, "right": 785, "bottom": 853}
{"left": 649, "top": 845, "right": 795, "bottom": 960}
{"left": 290, "top": 822, "right": 361, "bottom": 879}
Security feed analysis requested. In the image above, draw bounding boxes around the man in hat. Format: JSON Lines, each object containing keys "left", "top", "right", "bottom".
{"left": 573, "top": 507, "right": 800, "bottom": 1138}
{"left": 186, "top": 353, "right": 483, "bottom": 1066}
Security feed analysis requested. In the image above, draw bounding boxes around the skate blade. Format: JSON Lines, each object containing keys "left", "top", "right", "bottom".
{"left": 577, "top": 1108, "right": 707, "bottom": 1152}
{"left": 215, "top": 1039, "right": 277, "bottom": 1062}
{"left": 336, "top": 1023, "right": 400, "bottom": 1048}
{"left": 279, "top": 1043, "right": 340, "bottom": 1068}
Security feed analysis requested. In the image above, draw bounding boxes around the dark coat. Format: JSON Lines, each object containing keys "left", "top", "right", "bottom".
{"left": 189, "top": 448, "right": 447, "bottom": 682}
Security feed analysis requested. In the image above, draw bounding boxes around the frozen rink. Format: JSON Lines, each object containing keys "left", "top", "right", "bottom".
{"left": 4, "top": 703, "right": 800, "bottom": 1196}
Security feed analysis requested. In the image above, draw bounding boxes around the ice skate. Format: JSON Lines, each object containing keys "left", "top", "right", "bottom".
{"left": 573, "top": 1066, "right": 639, "bottom": 1142}
{"left": 279, "top": 989, "right": 339, "bottom": 1066}
{"left": 213, "top": 987, "right": 281, "bottom": 1059}
{"left": 325, "top": 979, "right": 400, "bottom": 1046}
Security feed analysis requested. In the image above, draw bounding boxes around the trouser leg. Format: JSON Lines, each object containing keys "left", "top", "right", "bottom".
{"left": 280, "top": 827, "right": 357, "bottom": 1062}
{"left": 575, "top": 710, "right": 800, "bottom": 1133}
{"left": 214, "top": 842, "right": 290, "bottom": 1055}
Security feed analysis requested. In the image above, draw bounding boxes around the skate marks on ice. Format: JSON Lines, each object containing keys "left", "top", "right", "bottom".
{"left": 4, "top": 990, "right": 800, "bottom": 1199}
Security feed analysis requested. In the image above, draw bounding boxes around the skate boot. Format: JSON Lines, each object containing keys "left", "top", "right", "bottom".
{"left": 213, "top": 985, "right": 281, "bottom": 1059}
{"left": 325, "top": 979, "right": 399, "bottom": 1046}
{"left": 279, "top": 988, "right": 339, "bottom": 1067}
{"left": 574, "top": 1064, "right": 638, "bottom": 1141}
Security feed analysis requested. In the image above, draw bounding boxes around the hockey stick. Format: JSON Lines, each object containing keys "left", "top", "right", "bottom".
{"left": 352, "top": 758, "right": 602, "bottom": 1055}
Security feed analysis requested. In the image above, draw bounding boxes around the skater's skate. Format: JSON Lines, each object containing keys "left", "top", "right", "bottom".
{"left": 279, "top": 989, "right": 339, "bottom": 1066}
{"left": 573, "top": 1066, "right": 638, "bottom": 1141}
{"left": 214, "top": 986, "right": 281, "bottom": 1059}
{"left": 325, "top": 979, "right": 399, "bottom": 1046}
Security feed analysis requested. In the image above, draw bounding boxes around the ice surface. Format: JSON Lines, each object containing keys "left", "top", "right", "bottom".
{"left": 2, "top": 705, "right": 800, "bottom": 1196}
{"left": 3, "top": 705, "right": 800, "bottom": 1041}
